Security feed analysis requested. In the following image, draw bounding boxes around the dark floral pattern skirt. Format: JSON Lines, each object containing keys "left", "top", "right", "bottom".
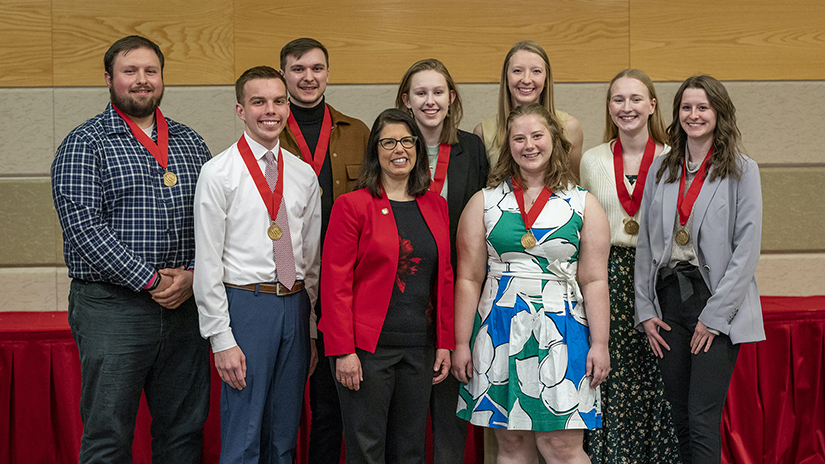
{"left": 584, "top": 246, "right": 682, "bottom": 463}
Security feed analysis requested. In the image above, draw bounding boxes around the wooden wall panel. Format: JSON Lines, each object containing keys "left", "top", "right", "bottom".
{"left": 51, "top": 0, "right": 234, "bottom": 86}
{"left": 630, "top": 0, "right": 825, "bottom": 80}
{"left": 234, "top": 0, "right": 629, "bottom": 84}
{"left": 0, "top": 0, "right": 53, "bottom": 86}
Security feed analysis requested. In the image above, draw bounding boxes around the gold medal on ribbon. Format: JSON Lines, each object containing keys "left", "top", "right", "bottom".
{"left": 521, "top": 232, "right": 537, "bottom": 249}
{"left": 675, "top": 228, "right": 690, "bottom": 245}
{"left": 624, "top": 218, "right": 639, "bottom": 235}
{"left": 319, "top": 186, "right": 323, "bottom": 196}
{"left": 268, "top": 224, "right": 283, "bottom": 240}
{"left": 163, "top": 171, "right": 177, "bottom": 187}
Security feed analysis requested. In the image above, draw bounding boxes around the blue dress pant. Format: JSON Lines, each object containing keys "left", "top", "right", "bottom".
{"left": 220, "top": 285, "right": 311, "bottom": 464}
{"left": 656, "top": 263, "right": 740, "bottom": 464}
{"left": 68, "top": 279, "right": 211, "bottom": 464}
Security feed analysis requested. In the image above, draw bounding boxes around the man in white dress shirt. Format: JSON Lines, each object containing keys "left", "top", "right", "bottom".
{"left": 193, "top": 66, "right": 321, "bottom": 464}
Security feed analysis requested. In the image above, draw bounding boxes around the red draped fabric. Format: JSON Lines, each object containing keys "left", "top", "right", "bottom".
{"left": 1, "top": 296, "right": 822, "bottom": 464}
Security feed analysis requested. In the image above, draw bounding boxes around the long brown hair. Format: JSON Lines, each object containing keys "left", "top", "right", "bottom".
{"left": 602, "top": 69, "right": 667, "bottom": 145}
{"left": 488, "top": 103, "right": 576, "bottom": 191}
{"left": 657, "top": 75, "right": 744, "bottom": 183}
{"left": 356, "top": 108, "right": 431, "bottom": 198}
{"left": 395, "top": 58, "right": 463, "bottom": 145}
{"left": 492, "top": 41, "right": 559, "bottom": 153}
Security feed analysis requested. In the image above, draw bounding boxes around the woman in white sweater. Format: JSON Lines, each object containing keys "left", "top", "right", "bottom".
{"left": 579, "top": 69, "right": 681, "bottom": 463}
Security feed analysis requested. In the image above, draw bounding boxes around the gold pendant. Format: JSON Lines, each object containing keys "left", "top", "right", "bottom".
{"left": 675, "top": 228, "right": 690, "bottom": 245}
{"left": 624, "top": 218, "right": 639, "bottom": 235}
{"left": 163, "top": 171, "right": 177, "bottom": 187}
{"left": 268, "top": 224, "right": 283, "bottom": 240}
{"left": 521, "top": 232, "right": 537, "bottom": 249}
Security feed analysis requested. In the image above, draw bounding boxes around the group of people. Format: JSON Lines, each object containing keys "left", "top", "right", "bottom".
{"left": 50, "top": 33, "right": 764, "bottom": 464}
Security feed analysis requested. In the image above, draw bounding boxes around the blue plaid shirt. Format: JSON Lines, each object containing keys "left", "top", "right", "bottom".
{"left": 51, "top": 103, "right": 212, "bottom": 292}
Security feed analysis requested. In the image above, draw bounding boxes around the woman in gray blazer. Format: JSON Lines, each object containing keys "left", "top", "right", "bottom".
{"left": 634, "top": 75, "right": 765, "bottom": 464}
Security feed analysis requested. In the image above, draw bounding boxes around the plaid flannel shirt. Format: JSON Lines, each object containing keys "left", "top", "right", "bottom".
{"left": 51, "top": 103, "right": 212, "bottom": 292}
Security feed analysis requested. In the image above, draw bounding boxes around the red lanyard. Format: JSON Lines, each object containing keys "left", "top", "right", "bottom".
{"left": 238, "top": 135, "right": 285, "bottom": 222}
{"left": 612, "top": 136, "right": 655, "bottom": 217}
{"left": 429, "top": 144, "right": 451, "bottom": 194}
{"left": 512, "top": 178, "right": 553, "bottom": 230}
{"left": 113, "top": 105, "right": 168, "bottom": 169}
{"left": 286, "top": 105, "right": 332, "bottom": 177}
{"left": 677, "top": 148, "right": 713, "bottom": 226}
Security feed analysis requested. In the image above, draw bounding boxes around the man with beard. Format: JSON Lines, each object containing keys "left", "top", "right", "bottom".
{"left": 51, "top": 35, "right": 212, "bottom": 464}
{"left": 278, "top": 38, "right": 369, "bottom": 464}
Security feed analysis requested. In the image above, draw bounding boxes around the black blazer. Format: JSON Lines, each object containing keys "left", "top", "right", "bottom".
{"left": 444, "top": 130, "right": 489, "bottom": 272}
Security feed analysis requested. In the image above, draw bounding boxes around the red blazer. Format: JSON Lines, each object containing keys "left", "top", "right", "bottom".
{"left": 319, "top": 188, "right": 455, "bottom": 356}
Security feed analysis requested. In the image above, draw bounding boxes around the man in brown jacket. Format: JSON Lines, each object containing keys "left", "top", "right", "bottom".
{"left": 278, "top": 37, "right": 369, "bottom": 464}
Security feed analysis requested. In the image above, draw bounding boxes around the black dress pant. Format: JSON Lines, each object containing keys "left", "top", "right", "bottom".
{"left": 308, "top": 333, "right": 344, "bottom": 464}
{"left": 430, "top": 375, "right": 468, "bottom": 464}
{"left": 336, "top": 344, "right": 434, "bottom": 464}
{"left": 656, "top": 263, "right": 740, "bottom": 464}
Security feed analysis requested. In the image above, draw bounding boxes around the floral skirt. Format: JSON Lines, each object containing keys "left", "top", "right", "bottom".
{"left": 583, "top": 246, "right": 682, "bottom": 463}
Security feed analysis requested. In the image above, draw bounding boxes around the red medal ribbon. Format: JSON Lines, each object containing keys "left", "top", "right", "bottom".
{"left": 429, "top": 143, "right": 452, "bottom": 195}
{"left": 286, "top": 105, "right": 332, "bottom": 177}
{"left": 677, "top": 148, "right": 713, "bottom": 226}
{"left": 612, "top": 136, "right": 656, "bottom": 217}
{"left": 238, "top": 135, "right": 285, "bottom": 222}
{"left": 113, "top": 105, "right": 169, "bottom": 169}
{"left": 512, "top": 178, "right": 553, "bottom": 230}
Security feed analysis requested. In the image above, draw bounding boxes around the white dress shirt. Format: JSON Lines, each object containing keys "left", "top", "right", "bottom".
{"left": 194, "top": 133, "right": 321, "bottom": 353}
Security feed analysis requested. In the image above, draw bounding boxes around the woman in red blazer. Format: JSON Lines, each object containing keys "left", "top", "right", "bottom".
{"left": 319, "top": 108, "right": 454, "bottom": 464}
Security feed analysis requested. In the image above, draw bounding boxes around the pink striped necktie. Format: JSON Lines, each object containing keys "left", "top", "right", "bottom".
{"left": 264, "top": 150, "right": 297, "bottom": 290}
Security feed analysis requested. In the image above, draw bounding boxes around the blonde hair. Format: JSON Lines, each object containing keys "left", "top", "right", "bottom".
{"left": 492, "top": 41, "right": 559, "bottom": 153}
{"left": 602, "top": 69, "right": 667, "bottom": 145}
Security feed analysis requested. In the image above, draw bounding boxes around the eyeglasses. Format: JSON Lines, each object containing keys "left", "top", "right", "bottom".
{"left": 378, "top": 136, "right": 418, "bottom": 150}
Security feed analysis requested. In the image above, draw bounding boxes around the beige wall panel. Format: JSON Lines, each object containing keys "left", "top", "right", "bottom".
{"left": 761, "top": 167, "right": 825, "bottom": 252}
{"left": 0, "top": 0, "right": 52, "bottom": 86}
{"left": 0, "top": 179, "right": 60, "bottom": 266}
{"left": 755, "top": 253, "right": 825, "bottom": 296}
{"left": 161, "top": 86, "right": 240, "bottom": 156}
{"left": 234, "top": 0, "right": 628, "bottom": 84}
{"left": 0, "top": 88, "right": 55, "bottom": 175}
{"left": 52, "top": 0, "right": 234, "bottom": 86}
{"left": 630, "top": 0, "right": 825, "bottom": 80}
{"left": 0, "top": 268, "right": 59, "bottom": 312}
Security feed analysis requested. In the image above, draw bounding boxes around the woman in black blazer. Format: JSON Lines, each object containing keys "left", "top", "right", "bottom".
{"left": 395, "top": 58, "right": 488, "bottom": 464}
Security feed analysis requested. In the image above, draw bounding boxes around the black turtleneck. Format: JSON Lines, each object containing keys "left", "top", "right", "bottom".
{"left": 290, "top": 98, "right": 334, "bottom": 244}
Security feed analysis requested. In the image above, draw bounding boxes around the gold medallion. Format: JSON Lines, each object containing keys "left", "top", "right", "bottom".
{"left": 521, "top": 232, "right": 537, "bottom": 249}
{"left": 675, "top": 228, "right": 690, "bottom": 245}
{"left": 624, "top": 218, "right": 639, "bottom": 235}
{"left": 163, "top": 171, "right": 177, "bottom": 187}
{"left": 319, "top": 186, "right": 323, "bottom": 196}
{"left": 267, "top": 224, "right": 283, "bottom": 240}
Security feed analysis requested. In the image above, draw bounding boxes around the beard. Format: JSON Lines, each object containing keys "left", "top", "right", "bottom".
{"left": 109, "top": 86, "right": 164, "bottom": 119}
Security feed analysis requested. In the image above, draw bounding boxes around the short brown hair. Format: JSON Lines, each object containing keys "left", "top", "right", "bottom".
{"left": 488, "top": 103, "right": 576, "bottom": 191}
{"left": 280, "top": 38, "right": 329, "bottom": 71}
{"left": 356, "top": 108, "right": 431, "bottom": 198}
{"left": 394, "top": 59, "right": 463, "bottom": 145}
{"left": 235, "top": 66, "right": 287, "bottom": 104}
{"left": 104, "top": 35, "right": 164, "bottom": 77}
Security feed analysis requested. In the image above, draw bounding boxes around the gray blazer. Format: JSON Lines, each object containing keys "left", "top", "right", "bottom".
{"left": 634, "top": 155, "right": 765, "bottom": 344}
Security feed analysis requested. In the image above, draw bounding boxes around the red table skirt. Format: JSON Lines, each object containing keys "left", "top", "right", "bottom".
{"left": 2, "top": 296, "right": 824, "bottom": 464}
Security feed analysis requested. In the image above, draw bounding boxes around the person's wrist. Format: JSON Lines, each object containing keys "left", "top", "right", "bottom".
{"left": 146, "top": 272, "right": 162, "bottom": 291}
